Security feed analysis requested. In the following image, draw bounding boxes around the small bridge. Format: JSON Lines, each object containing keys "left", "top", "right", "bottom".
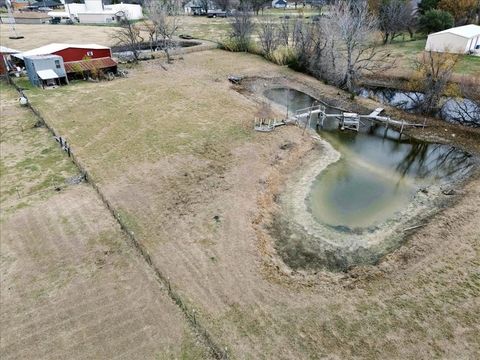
{"left": 289, "top": 106, "right": 426, "bottom": 133}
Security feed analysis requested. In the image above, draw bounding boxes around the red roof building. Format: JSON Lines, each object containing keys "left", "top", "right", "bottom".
{"left": 14, "top": 43, "right": 117, "bottom": 75}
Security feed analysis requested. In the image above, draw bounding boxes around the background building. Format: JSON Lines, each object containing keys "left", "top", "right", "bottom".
{"left": 50, "top": 0, "right": 142, "bottom": 23}
{"left": 426, "top": 24, "right": 480, "bottom": 54}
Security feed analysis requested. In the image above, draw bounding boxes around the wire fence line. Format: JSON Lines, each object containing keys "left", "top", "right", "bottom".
{"left": 10, "top": 80, "right": 229, "bottom": 360}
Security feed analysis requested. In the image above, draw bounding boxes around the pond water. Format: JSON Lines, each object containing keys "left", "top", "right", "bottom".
{"left": 264, "top": 88, "right": 473, "bottom": 231}
{"left": 358, "top": 87, "right": 480, "bottom": 127}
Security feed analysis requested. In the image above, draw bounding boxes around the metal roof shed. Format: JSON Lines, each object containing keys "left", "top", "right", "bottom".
{"left": 24, "top": 55, "right": 68, "bottom": 88}
{"left": 426, "top": 24, "right": 480, "bottom": 54}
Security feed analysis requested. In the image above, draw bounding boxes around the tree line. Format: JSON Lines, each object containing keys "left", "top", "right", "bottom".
{"left": 227, "top": 0, "right": 479, "bottom": 124}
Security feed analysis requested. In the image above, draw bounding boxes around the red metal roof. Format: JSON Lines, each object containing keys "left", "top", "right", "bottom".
{"left": 64, "top": 57, "right": 117, "bottom": 73}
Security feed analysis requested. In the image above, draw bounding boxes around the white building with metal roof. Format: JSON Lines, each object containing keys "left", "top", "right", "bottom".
{"left": 425, "top": 24, "right": 480, "bottom": 55}
{"left": 49, "top": 0, "right": 143, "bottom": 24}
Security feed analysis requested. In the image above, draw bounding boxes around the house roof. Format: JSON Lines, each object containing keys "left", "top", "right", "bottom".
{"left": 14, "top": 43, "right": 110, "bottom": 59}
{"left": 11, "top": 11, "right": 51, "bottom": 18}
{"left": 24, "top": 54, "right": 63, "bottom": 60}
{"left": 430, "top": 24, "right": 480, "bottom": 39}
{"left": 63, "top": 57, "right": 117, "bottom": 73}
{"left": 37, "top": 69, "right": 59, "bottom": 80}
{"left": 0, "top": 46, "right": 20, "bottom": 54}
{"left": 29, "top": 0, "right": 62, "bottom": 7}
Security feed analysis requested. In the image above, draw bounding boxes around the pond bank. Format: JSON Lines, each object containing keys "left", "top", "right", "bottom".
{"left": 240, "top": 75, "right": 479, "bottom": 272}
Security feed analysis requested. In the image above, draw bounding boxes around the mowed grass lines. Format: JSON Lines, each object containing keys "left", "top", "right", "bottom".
{"left": 0, "top": 82, "right": 78, "bottom": 210}
{"left": 0, "top": 186, "right": 209, "bottom": 360}
{"left": 26, "top": 51, "right": 280, "bottom": 181}
{"left": 0, "top": 82, "right": 209, "bottom": 359}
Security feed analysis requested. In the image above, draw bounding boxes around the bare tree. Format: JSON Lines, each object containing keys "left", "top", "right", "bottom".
{"left": 278, "top": 16, "right": 290, "bottom": 46}
{"left": 248, "top": 0, "right": 270, "bottom": 15}
{"left": 257, "top": 19, "right": 279, "bottom": 58}
{"left": 143, "top": 20, "right": 158, "bottom": 52}
{"left": 292, "top": 19, "right": 322, "bottom": 71}
{"left": 326, "top": 0, "right": 394, "bottom": 93}
{"left": 112, "top": 16, "right": 144, "bottom": 62}
{"left": 409, "top": 51, "right": 459, "bottom": 115}
{"left": 145, "top": 0, "right": 180, "bottom": 63}
{"left": 199, "top": 0, "right": 210, "bottom": 14}
{"left": 378, "top": 0, "right": 414, "bottom": 44}
{"left": 229, "top": 7, "right": 255, "bottom": 51}
{"left": 217, "top": 0, "right": 230, "bottom": 11}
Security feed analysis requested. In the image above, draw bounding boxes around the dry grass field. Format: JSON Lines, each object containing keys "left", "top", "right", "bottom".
{"left": 16, "top": 50, "right": 480, "bottom": 359}
{"left": 0, "top": 24, "right": 118, "bottom": 51}
{"left": 0, "top": 84, "right": 209, "bottom": 359}
{"left": 0, "top": 17, "right": 229, "bottom": 51}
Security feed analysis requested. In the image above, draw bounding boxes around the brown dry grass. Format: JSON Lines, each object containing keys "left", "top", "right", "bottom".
{"left": 0, "top": 83, "right": 78, "bottom": 211}
{"left": 0, "top": 84, "right": 209, "bottom": 359}
{"left": 20, "top": 50, "right": 480, "bottom": 359}
{"left": 0, "top": 24, "right": 118, "bottom": 51}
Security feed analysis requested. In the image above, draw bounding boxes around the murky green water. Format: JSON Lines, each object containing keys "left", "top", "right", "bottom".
{"left": 265, "top": 88, "right": 473, "bottom": 230}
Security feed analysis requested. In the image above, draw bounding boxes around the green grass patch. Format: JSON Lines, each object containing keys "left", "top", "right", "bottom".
{"left": 0, "top": 83, "right": 78, "bottom": 207}
{"left": 385, "top": 38, "right": 480, "bottom": 76}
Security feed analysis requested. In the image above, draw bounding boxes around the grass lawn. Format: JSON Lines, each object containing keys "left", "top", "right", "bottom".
{"left": 0, "top": 81, "right": 209, "bottom": 359}
{"left": 385, "top": 38, "right": 480, "bottom": 76}
{"left": 17, "top": 50, "right": 480, "bottom": 359}
{"left": 0, "top": 82, "right": 78, "bottom": 211}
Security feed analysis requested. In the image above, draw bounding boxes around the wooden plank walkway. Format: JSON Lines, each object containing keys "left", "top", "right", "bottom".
{"left": 288, "top": 106, "right": 426, "bottom": 133}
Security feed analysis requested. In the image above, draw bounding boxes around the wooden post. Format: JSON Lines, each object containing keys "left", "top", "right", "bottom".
{"left": 423, "top": 117, "right": 427, "bottom": 130}
{"left": 302, "top": 114, "right": 309, "bottom": 136}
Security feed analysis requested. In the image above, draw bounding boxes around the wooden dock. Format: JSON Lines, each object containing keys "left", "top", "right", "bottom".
{"left": 254, "top": 118, "right": 286, "bottom": 132}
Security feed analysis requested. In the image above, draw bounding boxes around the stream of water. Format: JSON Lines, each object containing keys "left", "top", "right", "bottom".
{"left": 358, "top": 87, "right": 480, "bottom": 127}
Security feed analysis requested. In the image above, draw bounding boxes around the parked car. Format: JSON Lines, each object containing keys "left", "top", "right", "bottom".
{"left": 207, "top": 9, "right": 227, "bottom": 18}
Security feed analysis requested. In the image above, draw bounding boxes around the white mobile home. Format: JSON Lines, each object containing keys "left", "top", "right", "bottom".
{"left": 425, "top": 24, "right": 480, "bottom": 55}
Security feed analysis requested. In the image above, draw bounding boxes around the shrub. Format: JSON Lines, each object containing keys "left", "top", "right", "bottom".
{"left": 268, "top": 46, "right": 297, "bottom": 66}
{"left": 220, "top": 38, "right": 254, "bottom": 53}
{"left": 419, "top": 9, "right": 454, "bottom": 34}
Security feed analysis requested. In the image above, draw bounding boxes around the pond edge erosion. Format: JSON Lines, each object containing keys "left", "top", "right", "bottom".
{"left": 243, "top": 78, "right": 476, "bottom": 273}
